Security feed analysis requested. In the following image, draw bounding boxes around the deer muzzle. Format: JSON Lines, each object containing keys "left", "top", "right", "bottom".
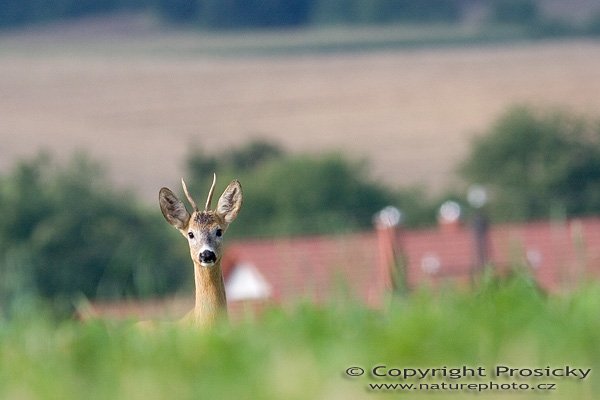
{"left": 199, "top": 249, "right": 217, "bottom": 266}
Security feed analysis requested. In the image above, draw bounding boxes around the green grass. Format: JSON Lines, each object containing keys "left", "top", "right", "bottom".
{"left": 1, "top": 275, "right": 599, "bottom": 399}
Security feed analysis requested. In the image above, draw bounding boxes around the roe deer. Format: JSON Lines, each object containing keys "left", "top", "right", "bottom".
{"left": 159, "top": 174, "right": 242, "bottom": 326}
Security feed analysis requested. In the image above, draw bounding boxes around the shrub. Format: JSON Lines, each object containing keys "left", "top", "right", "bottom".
{"left": 489, "top": 0, "right": 539, "bottom": 25}
{"left": 0, "top": 153, "right": 188, "bottom": 310}
{"left": 460, "top": 105, "right": 600, "bottom": 221}
{"left": 186, "top": 140, "right": 402, "bottom": 237}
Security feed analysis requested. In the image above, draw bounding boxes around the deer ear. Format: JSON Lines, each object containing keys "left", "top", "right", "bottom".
{"left": 217, "top": 180, "right": 243, "bottom": 224}
{"left": 159, "top": 187, "right": 190, "bottom": 230}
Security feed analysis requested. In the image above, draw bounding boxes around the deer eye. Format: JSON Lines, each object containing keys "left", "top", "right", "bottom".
{"left": 215, "top": 228, "right": 223, "bottom": 238}
{"left": 187, "top": 232, "right": 195, "bottom": 239}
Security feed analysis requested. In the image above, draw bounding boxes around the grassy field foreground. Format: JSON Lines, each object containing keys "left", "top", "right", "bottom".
{"left": 0, "top": 276, "right": 599, "bottom": 399}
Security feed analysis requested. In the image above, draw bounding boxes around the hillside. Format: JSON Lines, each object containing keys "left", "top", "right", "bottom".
{"left": 2, "top": 24, "right": 600, "bottom": 202}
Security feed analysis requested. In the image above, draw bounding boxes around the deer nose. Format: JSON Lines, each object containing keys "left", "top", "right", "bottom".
{"left": 199, "top": 250, "right": 217, "bottom": 264}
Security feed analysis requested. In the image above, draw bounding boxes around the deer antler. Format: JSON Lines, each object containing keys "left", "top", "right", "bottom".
{"left": 181, "top": 178, "right": 198, "bottom": 211}
{"left": 205, "top": 173, "right": 217, "bottom": 211}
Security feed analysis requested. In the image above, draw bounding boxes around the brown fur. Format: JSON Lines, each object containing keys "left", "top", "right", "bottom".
{"left": 159, "top": 178, "right": 243, "bottom": 326}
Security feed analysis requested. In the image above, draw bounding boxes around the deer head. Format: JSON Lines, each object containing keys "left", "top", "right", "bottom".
{"left": 159, "top": 174, "right": 243, "bottom": 268}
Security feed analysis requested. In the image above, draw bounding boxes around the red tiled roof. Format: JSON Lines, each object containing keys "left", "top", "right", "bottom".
{"left": 402, "top": 225, "right": 473, "bottom": 287}
{"left": 225, "top": 217, "right": 600, "bottom": 305}
{"left": 223, "top": 232, "right": 383, "bottom": 305}
{"left": 489, "top": 218, "right": 600, "bottom": 290}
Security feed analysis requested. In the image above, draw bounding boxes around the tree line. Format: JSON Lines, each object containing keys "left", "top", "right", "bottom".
{"left": 1, "top": 105, "right": 600, "bottom": 310}
{"left": 156, "top": 0, "right": 461, "bottom": 28}
{"left": 4, "top": 0, "right": 600, "bottom": 36}
{"left": 0, "top": 0, "right": 463, "bottom": 29}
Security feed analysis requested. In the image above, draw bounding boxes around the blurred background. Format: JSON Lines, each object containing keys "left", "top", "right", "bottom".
{"left": 2, "top": 0, "right": 600, "bottom": 311}
{"left": 4, "top": 2, "right": 600, "bottom": 399}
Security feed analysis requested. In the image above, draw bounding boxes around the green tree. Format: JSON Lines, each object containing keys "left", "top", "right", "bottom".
{"left": 0, "top": 0, "right": 148, "bottom": 28}
{"left": 0, "top": 154, "right": 188, "bottom": 310}
{"left": 490, "top": 0, "right": 539, "bottom": 24}
{"left": 194, "top": 0, "right": 312, "bottom": 29}
{"left": 460, "top": 105, "right": 600, "bottom": 221}
{"left": 185, "top": 139, "right": 436, "bottom": 237}
{"left": 156, "top": 0, "right": 199, "bottom": 23}
{"left": 187, "top": 138, "right": 284, "bottom": 195}
{"left": 311, "top": 0, "right": 460, "bottom": 25}
{"left": 235, "top": 153, "right": 395, "bottom": 236}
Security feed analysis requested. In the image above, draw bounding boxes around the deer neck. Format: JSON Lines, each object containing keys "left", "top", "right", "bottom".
{"left": 193, "top": 261, "right": 228, "bottom": 325}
